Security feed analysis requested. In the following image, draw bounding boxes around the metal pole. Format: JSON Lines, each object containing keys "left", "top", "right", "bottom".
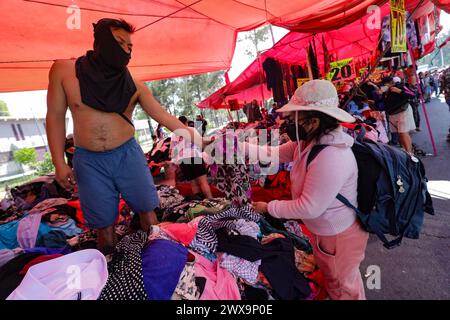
{"left": 269, "top": 24, "right": 276, "bottom": 46}
{"left": 408, "top": 40, "right": 438, "bottom": 156}
{"left": 28, "top": 105, "right": 48, "bottom": 152}
{"left": 257, "top": 51, "right": 266, "bottom": 107}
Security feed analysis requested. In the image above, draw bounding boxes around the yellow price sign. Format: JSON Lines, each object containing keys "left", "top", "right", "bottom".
{"left": 326, "top": 58, "right": 355, "bottom": 82}
{"left": 296, "top": 78, "right": 310, "bottom": 87}
{"left": 390, "top": 0, "right": 406, "bottom": 53}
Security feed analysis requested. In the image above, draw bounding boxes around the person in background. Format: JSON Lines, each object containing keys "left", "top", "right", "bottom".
{"left": 243, "top": 99, "right": 264, "bottom": 122}
{"left": 196, "top": 114, "right": 208, "bottom": 136}
{"left": 440, "top": 67, "right": 450, "bottom": 141}
{"left": 170, "top": 116, "right": 213, "bottom": 199}
{"left": 382, "top": 76, "right": 416, "bottom": 153}
{"left": 64, "top": 134, "right": 75, "bottom": 169}
{"left": 155, "top": 123, "right": 165, "bottom": 140}
{"left": 405, "top": 65, "right": 417, "bottom": 87}
{"left": 404, "top": 65, "right": 420, "bottom": 131}
{"left": 424, "top": 72, "right": 432, "bottom": 103}
{"left": 418, "top": 72, "right": 426, "bottom": 100}
{"left": 431, "top": 71, "right": 440, "bottom": 97}
{"left": 270, "top": 102, "right": 281, "bottom": 122}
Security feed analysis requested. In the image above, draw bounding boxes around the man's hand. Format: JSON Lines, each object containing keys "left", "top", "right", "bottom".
{"left": 55, "top": 163, "right": 76, "bottom": 191}
{"left": 252, "top": 201, "right": 269, "bottom": 214}
{"left": 202, "top": 136, "right": 215, "bottom": 148}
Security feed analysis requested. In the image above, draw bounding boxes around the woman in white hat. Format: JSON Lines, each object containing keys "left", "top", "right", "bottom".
{"left": 250, "top": 79, "right": 369, "bottom": 300}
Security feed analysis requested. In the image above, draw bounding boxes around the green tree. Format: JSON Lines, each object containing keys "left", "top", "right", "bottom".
{"left": 13, "top": 148, "right": 37, "bottom": 175}
{"left": 34, "top": 153, "right": 55, "bottom": 176}
{"left": 14, "top": 148, "right": 37, "bottom": 166}
{"left": 0, "top": 100, "right": 10, "bottom": 116}
{"left": 146, "top": 79, "right": 179, "bottom": 114}
{"left": 178, "top": 77, "right": 195, "bottom": 117}
{"left": 418, "top": 29, "right": 450, "bottom": 67}
{"left": 241, "top": 25, "right": 271, "bottom": 59}
{"left": 137, "top": 72, "right": 227, "bottom": 130}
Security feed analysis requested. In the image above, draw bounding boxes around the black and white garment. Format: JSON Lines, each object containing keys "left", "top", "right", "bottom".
{"left": 99, "top": 230, "right": 148, "bottom": 300}
{"left": 157, "top": 185, "right": 185, "bottom": 210}
{"left": 190, "top": 206, "right": 260, "bottom": 254}
{"left": 172, "top": 260, "right": 200, "bottom": 300}
{"left": 162, "top": 201, "right": 202, "bottom": 222}
{"left": 215, "top": 165, "right": 252, "bottom": 207}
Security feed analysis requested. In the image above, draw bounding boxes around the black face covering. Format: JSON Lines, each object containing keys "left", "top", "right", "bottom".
{"left": 285, "top": 120, "right": 310, "bottom": 141}
{"left": 286, "top": 122, "right": 306, "bottom": 141}
{"left": 75, "top": 18, "right": 137, "bottom": 118}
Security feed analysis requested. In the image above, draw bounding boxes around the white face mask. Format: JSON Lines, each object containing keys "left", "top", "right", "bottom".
{"left": 380, "top": 86, "right": 389, "bottom": 93}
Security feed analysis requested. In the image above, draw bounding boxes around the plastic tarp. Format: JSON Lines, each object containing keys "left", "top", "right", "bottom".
{"left": 199, "top": 0, "right": 442, "bottom": 109}
{"left": 431, "top": 0, "right": 450, "bottom": 13}
{"left": 1, "top": 0, "right": 446, "bottom": 93}
{"left": 0, "top": 0, "right": 390, "bottom": 93}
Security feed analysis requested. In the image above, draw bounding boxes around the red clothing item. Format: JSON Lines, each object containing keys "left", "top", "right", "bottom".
{"left": 19, "top": 254, "right": 64, "bottom": 276}
{"left": 67, "top": 199, "right": 128, "bottom": 230}
{"left": 250, "top": 184, "right": 292, "bottom": 203}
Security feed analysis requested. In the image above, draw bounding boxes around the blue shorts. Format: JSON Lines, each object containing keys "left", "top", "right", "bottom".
{"left": 73, "top": 138, "right": 159, "bottom": 229}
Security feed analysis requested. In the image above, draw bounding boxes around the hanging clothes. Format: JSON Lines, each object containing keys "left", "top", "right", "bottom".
{"left": 308, "top": 42, "right": 320, "bottom": 79}
{"left": 263, "top": 58, "right": 287, "bottom": 104}
{"left": 322, "top": 35, "right": 330, "bottom": 75}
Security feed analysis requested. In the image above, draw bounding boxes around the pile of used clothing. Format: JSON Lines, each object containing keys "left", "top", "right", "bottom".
{"left": 0, "top": 175, "right": 137, "bottom": 300}
{"left": 1, "top": 120, "right": 329, "bottom": 300}
{"left": 98, "top": 204, "right": 321, "bottom": 301}
{"left": 1, "top": 172, "right": 324, "bottom": 300}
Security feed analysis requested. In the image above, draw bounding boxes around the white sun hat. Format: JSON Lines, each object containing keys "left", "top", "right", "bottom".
{"left": 277, "top": 79, "right": 355, "bottom": 123}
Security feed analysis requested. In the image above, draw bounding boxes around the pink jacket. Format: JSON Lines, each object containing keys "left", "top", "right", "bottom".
{"left": 247, "top": 126, "right": 358, "bottom": 236}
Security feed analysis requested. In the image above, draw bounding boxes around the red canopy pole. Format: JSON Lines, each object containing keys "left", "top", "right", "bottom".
{"left": 407, "top": 40, "right": 438, "bottom": 156}
{"left": 257, "top": 51, "right": 266, "bottom": 108}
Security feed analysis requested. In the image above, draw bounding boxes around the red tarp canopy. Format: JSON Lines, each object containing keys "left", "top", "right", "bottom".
{"left": 1, "top": 0, "right": 446, "bottom": 93}
{"left": 0, "top": 0, "right": 395, "bottom": 93}
{"left": 199, "top": 0, "right": 442, "bottom": 109}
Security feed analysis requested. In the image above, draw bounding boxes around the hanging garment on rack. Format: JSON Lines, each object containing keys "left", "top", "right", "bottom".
{"left": 263, "top": 58, "right": 287, "bottom": 103}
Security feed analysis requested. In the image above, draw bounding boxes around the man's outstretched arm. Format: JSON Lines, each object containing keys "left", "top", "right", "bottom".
{"left": 137, "top": 82, "right": 208, "bottom": 148}
{"left": 46, "top": 62, "right": 75, "bottom": 190}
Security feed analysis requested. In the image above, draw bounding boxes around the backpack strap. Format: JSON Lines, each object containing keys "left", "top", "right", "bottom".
{"left": 307, "top": 140, "right": 402, "bottom": 249}
{"left": 306, "top": 144, "right": 329, "bottom": 168}
{"left": 336, "top": 193, "right": 402, "bottom": 249}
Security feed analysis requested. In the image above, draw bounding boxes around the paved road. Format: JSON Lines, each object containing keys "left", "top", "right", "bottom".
{"left": 361, "top": 96, "right": 450, "bottom": 300}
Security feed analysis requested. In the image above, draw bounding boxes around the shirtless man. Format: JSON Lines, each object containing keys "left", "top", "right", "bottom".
{"left": 46, "top": 18, "right": 206, "bottom": 253}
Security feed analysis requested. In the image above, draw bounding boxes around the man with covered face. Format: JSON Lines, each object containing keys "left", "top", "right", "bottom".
{"left": 46, "top": 18, "right": 208, "bottom": 254}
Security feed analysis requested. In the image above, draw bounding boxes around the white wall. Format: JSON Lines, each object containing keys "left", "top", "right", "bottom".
{"left": 0, "top": 119, "right": 47, "bottom": 153}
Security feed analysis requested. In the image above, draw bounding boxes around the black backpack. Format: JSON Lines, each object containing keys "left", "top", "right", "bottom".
{"left": 307, "top": 130, "right": 434, "bottom": 249}
{"left": 384, "top": 84, "right": 415, "bottom": 115}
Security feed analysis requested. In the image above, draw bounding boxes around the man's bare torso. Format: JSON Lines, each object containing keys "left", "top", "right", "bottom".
{"left": 58, "top": 59, "right": 138, "bottom": 152}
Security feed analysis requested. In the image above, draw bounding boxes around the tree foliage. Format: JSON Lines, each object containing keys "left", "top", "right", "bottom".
{"left": 34, "top": 153, "right": 55, "bottom": 176}
{"left": 13, "top": 148, "right": 37, "bottom": 166}
{"left": 241, "top": 25, "right": 271, "bottom": 59}
{"left": 136, "top": 71, "right": 227, "bottom": 129}
{"left": 418, "top": 29, "right": 450, "bottom": 67}
{"left": 0, "top": 100, "right": 10, "bottom": 116}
